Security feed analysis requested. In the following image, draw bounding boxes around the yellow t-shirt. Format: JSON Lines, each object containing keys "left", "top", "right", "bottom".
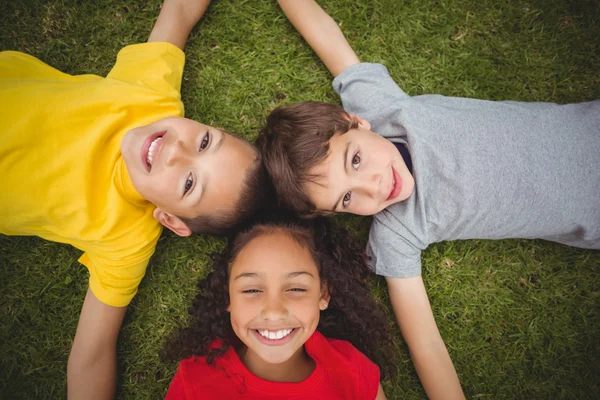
{"left": 0, "top": 42, "right": 185, "bottom": 307}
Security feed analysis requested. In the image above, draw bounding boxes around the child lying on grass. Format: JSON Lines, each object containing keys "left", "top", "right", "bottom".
{"left": 0, "top": 0, "right": 272, "bottom": 398}
{"left": 163, "top": 213, "right": 395, "bottom": 399}
{"left": 257, "top": 0, "right": 600, "bottom": 398}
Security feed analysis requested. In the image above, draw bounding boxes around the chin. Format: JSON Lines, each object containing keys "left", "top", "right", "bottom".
{"left": 261, "top": 354, "right": 294, "bottom": 365}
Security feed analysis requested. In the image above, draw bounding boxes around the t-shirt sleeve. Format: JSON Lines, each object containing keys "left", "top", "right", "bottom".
{"left": 165, "top": 363, "right": 190, "bottom": 400}
{"left": 332, "top": 63, "right": 409, "bottom": 123}
{"left": 348, "top": 343, "right": 380, "bottom": 399}
{"left": 367, "top": 217, "right": 422, "bottom": 278}
{"left": 106, "top": 42, "right": 185, "bottom": 99}
{"left": 328, "top": 339, "right": 381, "bottom": 399}
{"left": 78, "top": 241, "right": 157, "bottom": 307}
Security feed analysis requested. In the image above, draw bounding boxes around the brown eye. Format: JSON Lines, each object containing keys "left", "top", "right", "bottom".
{"left": 184, "top": 174, "right": 193, "bottom": 194}
{"left": 352, "top": 152, "right": 361, "bottom": 169}
{"left": 199, "top": 133, "right": 210, "bottom": 151}
{"left": 343, "top": 192, "right": 351, "bottom": 207}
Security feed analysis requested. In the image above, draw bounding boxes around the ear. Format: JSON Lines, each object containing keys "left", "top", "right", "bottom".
{"left": 347, "top": 113, "right": 371, "bottom": 130}
{"left": 153, "top": 208, "right": 192, "bottom": 237}
{"left": 319, "top": 286, "right": 331, "bottom": 311}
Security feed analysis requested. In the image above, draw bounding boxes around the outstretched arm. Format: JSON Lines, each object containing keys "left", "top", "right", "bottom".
{"left": 386, "top": 276, "right": 466, "bottom": 400}
{"left": 148, "top": 0, "right": 212, "bottom": 50}
{"left": 67, "top": 289, "right": 127, "bottom": 400}
{"left": 277, "top": 0, "right": 359, "bottom": 77}
{"left": 375, "top": 382, "right": 387, "bottom": 399}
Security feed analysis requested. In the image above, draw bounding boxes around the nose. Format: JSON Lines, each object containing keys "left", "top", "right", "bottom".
{"left": 260, "top": 294, "right": 287, "bottom": 321}
{"left": 165, "top": 139, "right": 192, "bottom": 166}
{"left": 362, "top": 173, "right": 381, "bottom": 199}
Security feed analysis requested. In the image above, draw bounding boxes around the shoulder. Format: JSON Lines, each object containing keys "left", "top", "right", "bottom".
{"left": 115, "top": 42, "right": 185, "bottom": 64}
{"left": 309, "top": 333, "right": 371, "bottom": 373}
{"left": 178, "top": 356, "right": 216, "bottom": 375}
{"left": 310, "top": 334, "right": 381, "bottom": 398}
{"left": 333, "top": 62, "right": 392, "bottom": 84}
{"left": 176, "top": 355, "right": 230, "bottom": 387}
{"left": 166, "top": 356, "right": 222, "bottom": 400}
{"left": 328, "top": 338, "right": 374, "bottom": 368}
{"left": 367, "top": 214, "right": 424, "bottom": 278}
{"left": 107, "top": 42, "right": 186, "bottom": 96}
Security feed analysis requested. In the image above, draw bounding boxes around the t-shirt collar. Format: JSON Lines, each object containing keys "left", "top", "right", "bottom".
{"left": 220, "top": 331, "right": 325, "bottom": 394}
{"left": 114, "top": 156, "right": 148, "bottom": 206}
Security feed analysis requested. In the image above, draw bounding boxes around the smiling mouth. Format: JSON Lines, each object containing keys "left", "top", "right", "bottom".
{"left": 141, "top": 131, "right": 165, "bottom": 172}
{"left": 386, "top": 167, "right": 402, "bottom": 201}
{"left": 146, "top": 136, "right": 162, "bottom": 167}
{"left": 257, "top": 328, "right": 294, "bottom": 340}
{"left": 252, "top": 328, "right": 298, "bottom": 345}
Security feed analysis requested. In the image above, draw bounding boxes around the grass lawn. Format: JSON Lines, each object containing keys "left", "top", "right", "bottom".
{"left": 1, "top": 0, "right": 599, "bottom": 398}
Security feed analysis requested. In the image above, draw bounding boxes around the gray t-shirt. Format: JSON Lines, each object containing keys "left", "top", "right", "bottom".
{"left": 332, "top": 63, "right": 600, "bottom": 278}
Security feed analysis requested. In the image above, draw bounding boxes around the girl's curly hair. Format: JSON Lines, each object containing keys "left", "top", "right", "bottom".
{"left": 162, "top": 213, "right": 397, "bottom": 378}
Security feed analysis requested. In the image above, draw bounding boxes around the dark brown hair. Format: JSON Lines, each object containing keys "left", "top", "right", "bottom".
{"left": 179, "top": 144, "right": 275, "bottom": 236}
{"left": 256, "top": 102, "right": 358, "bottom": 215}
{"left": 162, "top": 212, "right": 397, "bottom": 378}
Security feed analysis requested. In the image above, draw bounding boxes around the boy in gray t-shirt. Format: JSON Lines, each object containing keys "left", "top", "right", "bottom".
{"left": 258, "top": 1, "right": 600, "bottom": 398}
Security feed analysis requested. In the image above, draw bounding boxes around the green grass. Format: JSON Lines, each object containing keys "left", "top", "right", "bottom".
{"left": 1, "top": 0, "right": 599, "bottom": 398}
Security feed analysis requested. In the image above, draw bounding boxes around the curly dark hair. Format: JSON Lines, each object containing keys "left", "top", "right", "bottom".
{"left": 162, "top": 212, "right": 397, "bottom": 378}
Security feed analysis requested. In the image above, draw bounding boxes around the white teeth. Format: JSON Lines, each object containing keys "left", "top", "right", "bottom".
{"left": 257, "top": 328, "right": 293, "bottom": 340}
{"left": 146, "top": 136, "right": 162, "bottom": 166}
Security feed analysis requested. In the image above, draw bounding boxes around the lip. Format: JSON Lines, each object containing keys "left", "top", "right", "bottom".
{"left": 141, "top": 130, "right": 166, "bottom": 172}
{"left": 251, "top": 328, "right": 299, "bottom": 346}
{"left": 386, "top": 166, "right": 402, "bottom": 201}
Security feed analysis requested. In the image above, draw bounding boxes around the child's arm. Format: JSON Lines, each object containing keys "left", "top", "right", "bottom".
{"left": 376, "top": 382, "right": 387, "bottom": 400}
{"left": 148, "top": 0, "right": 212, "bottom": 50}
{"left": 67, "top": 289, "right": 127, "bottom": 400}
{"left": 277, "top": 0, "right": 359, "bottom": 77}
{"left": 66, "top": 3, "right": 213, "bottom": 398}
{"left": 387, "top": 276, "right": 466, "bottom": 400}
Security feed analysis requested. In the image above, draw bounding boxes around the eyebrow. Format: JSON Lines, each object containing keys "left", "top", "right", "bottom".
{"left": 212, "top": 130, "right": 225, "bottom": 153}
{"left": 233, "top": 271, "right": 315, "bottom": 281}
{"left": 234, "top": 272, "right": 259, "bottom": 281}
{"left": 287, "top": 271, "right": 315, "bottom": 279}
{"left": 331, "top": 141, "right": 351, "bottom": 211}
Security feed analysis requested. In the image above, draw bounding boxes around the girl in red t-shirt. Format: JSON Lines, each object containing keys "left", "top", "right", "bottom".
{"left": 162, "top": 214, "right": 396, "bottom": 399}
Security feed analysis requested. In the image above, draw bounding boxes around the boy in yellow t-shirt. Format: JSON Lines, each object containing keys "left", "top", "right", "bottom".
{"left": 0, "top": 1, "right": 272, "bottom": 398}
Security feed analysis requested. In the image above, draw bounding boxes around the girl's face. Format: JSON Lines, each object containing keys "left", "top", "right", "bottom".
{"left": 227, "top": 230, "right": 330, "bottom": 365}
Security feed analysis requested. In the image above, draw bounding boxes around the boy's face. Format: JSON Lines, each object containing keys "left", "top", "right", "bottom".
{"left": 305, "top": 117, "right": 414, "bottom": 216}
{"left": 228, "top": 230, "right": 329, "bottom": 366}
{"left": 121, "top": 117, "right": 257, "bottom": 236}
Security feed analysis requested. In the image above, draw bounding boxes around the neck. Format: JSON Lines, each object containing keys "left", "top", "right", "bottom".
{"left": 238, "top": 346, "right": 315, "bottom": 383}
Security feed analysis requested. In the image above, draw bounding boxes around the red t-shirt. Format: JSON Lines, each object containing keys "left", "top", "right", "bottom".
{"left": 165, "top": 331, "right": 380, "bottom": 399}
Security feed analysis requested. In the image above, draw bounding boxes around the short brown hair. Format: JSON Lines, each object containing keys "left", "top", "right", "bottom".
{"left": 179, "top": 150, "right": 275, "bottom": 236}
{"left": 256, "top": 101, "right": 358, "bottom": 215}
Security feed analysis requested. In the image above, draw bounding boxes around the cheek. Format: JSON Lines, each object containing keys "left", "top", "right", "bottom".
{"left": 151, "top": 172, "right": 177, "bottom": 199}
{"left": 353, "top": 198, "right": 380, "bottom": 216}
{"left": 370, "top": 140, "right": 395, "bottom": 161}
{"left": 229, "top": 298, "right": 255, "bottom": 329}
{"left": 291, "top": 299, "right": 321, "bottom": 328}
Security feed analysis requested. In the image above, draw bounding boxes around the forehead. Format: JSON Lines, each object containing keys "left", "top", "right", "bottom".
{"left": 186, "top": 133, "right": 258, "bottom": 218}
{"left": 231, "top": 231, "right": 318, "bottom": 277}
{"left": 304, "top": 133, "right": 351, "bottom": 211}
